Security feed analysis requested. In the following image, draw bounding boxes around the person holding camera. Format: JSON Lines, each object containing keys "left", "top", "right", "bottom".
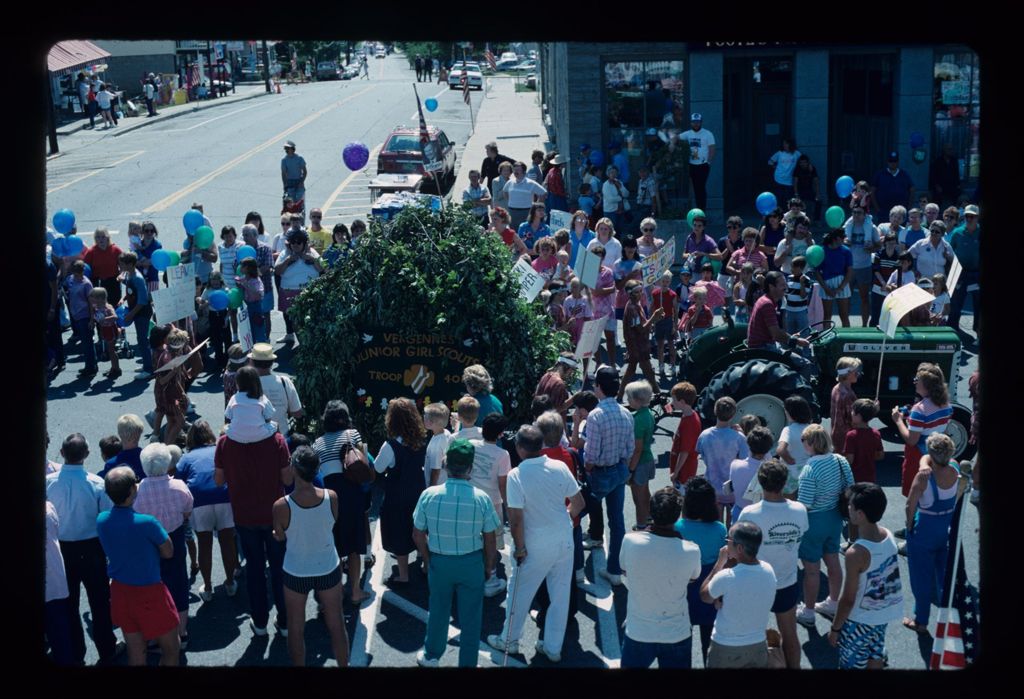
{"left": 274, "top": 228, "right": 322, "bottom": 346}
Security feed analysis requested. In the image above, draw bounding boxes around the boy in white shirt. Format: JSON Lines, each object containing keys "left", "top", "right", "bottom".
{"left": 451, "top": 395, "right": 483, "bottom": 441}
{"left": 470, "top": 413, "right": 512, "bottom": 597}
{"left": 223, "top": 367, "right": 277, "bottom": 443}
{"left": 423, "top": 403, "right": 452, "bottom": 487}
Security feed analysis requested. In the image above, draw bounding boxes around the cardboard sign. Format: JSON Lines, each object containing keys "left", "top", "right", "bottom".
{"left": 573, "top": 247, "right": 602, "bottom": 289}
{"left": 154, "top": 340, "right": 208, "bottom": 373}
{"left": 549, "top": 209, "right": 573, "bottom": 232}
{"left": 511, "top": 258, "right": 546, "bottom": 302}
{"left": 642, "top": 237, "right": 676, "bottom": 285}
{"left": 236, "top": 303, "right": 254, "bottom": 352}
{"left": 574, "top": 318, "right": 606, "bottom": 360}
{"left": 422, "top": 140, "right": 445, "bottom": 173}
{"left": 152, "top": 268, "right": 196, "bottom": 324}
{"left": 946, "top": 254, "right": 962, "bottom": 296}
{"left": 879, "top": 283, "right": 936, "bottom": 338}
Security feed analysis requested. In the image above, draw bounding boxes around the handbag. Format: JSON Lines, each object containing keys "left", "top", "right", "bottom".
{"left": 341, "top": 435, "right": 375, "bottom": 485}
{"left": 743, "top": 472, "right": 763, "bottom": 504}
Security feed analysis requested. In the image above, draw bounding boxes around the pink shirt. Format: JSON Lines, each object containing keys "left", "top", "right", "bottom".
{"left": 134, "top": 474, "right": 194, "bottom": 533}
{"left": 591, "top": 266, "right": 616, "bottom": 319}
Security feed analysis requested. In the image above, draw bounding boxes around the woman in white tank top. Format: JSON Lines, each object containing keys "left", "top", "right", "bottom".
{"left": 272, "top": 446, "right": 349, "bottom": 666}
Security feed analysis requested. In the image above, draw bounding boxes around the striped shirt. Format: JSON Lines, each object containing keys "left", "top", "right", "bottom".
{"left": 412, "top": 478, "right": 502, "bottom": 556}
{"left": 219, "top": 242, "right": 242, "bottom": 288}
{"left": 797, "top": 453, "right": 854, "bottom": 513}
{"left": 133, "top": 474, "right": 194, "bottom": 533}
{"left": 785, "top": 273, "right": 811, "bottom": 309}
{"left": 312, "top": 429, "right": 364, "bottom": 479}
{"left": 907, "top": 398, "right": 952, "bottom": 451}
{"left": 584, "top": 397, "right": 636, "bottom": 467}
{"left": 871, "top": 250, "right": 901, "bottom": 295}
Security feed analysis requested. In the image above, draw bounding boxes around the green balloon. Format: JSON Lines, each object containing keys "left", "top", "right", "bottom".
{"left": 825, "top": 206, "right": 845, "bottom": 229}
{"left": 194, "top": 225, "right": 215, "bottom": 250}
{"left": 711, "top": 259, "right": 722, "bottom": 275}
{"left": 687, "top": 208, "right": 706, "bottom": 227}
{"left": 228, "top": 287, "right": 244, "bottom": 310}
{"left": 167, "top": 250, "right": 181, "bottom": 267}
{"left": 805, "top": 244, "right": 825, "bottom": 269}
{"left": 236, "top": 264, "right": 244, "bottom": 277}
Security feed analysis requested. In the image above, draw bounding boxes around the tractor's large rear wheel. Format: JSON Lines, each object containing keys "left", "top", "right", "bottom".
{"left": 698, "top": 360, "right": 820, "bottom": 440}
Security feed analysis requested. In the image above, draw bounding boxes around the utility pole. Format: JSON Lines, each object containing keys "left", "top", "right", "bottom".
{"left": 46, "top": 76, "right": 59, "bottom": 155}
{"left": 205, "top": 41, "right": 214, "bottom": 98}
{"left": 262, "top": 39, "right": 271, "bottom": 93}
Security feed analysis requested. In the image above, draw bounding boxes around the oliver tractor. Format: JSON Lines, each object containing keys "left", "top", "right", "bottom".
{"left": 657, "top": 320, "right": 974, "bottom": 460}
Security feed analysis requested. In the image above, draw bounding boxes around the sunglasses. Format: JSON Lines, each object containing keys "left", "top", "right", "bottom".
{"left": 311, "top": 215, "right": 322, "bottom": 219}
{"left": 727, "top": 224, "right": 739, "bottom": 228}
{"left": 641, "top": 227, "right": 655, "bottom": 233}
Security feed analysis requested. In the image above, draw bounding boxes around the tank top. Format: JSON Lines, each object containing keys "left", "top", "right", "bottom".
{"left": 848, "top": 531, "right": 904, "bottom": 626}
{"left": 282, "top": 491, "right": 339, "bottom": 577}
{"left": 917, "top": 464, "right": 961, "bottom": 514}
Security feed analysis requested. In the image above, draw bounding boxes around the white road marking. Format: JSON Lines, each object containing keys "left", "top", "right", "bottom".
{"left": 349, "top": 519, "right": 386, "bottom": 667}
{"left": 47, "top": 150, "right": 146, "bottom": 195}
{"left": 408, "top": 86, "right": 457, "bottom": 121}
{"left": 159, "top": 100, "right": 271, "bottom": 132}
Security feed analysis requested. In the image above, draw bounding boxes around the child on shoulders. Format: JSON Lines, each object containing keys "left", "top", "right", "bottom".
{"left": 224, "top": 366, "right": 278, "bottom": 443}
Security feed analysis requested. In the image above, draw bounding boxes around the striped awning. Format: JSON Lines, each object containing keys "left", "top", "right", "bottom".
{"left": 47, "top": 40, "right": 111, "bottom": 77}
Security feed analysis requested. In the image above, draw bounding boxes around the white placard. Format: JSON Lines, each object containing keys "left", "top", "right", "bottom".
{"left": 879, "top": 283, "right": 935, "bottom": 339}
{"left": 167, "top": 263, "right": 195, "bottom": 288}
{"left": 946, "top": 254, "right": 962, "bottom": 297}
{"left": 152, "top": 268, "right": 196, "bottom": 325}
{"left": 511, "top": 257, "right": 546, "bottom": 302}
{"left": 153, "top": 340, "right": 208, "bottom": 374}
{"left": 573, "top": 247, "right": 602, "bottom": 289}
{"left": 641, "top": 237, "right": 676, "bottom": 285}
{"left": 236, "top": 303, "right": 254, "bottom": 352}
{"left": 549, "top": 209, "right": 573, "bottom": 232}
{"left": 574, "top": 318, "right": 606, "bottom": 360}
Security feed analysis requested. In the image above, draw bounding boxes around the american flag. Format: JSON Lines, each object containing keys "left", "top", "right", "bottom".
{"left": 413, "top": 83, "right": 429, "bottom": 146}
{"left": 484, "top": 48, "right": 497, "bottom": 72}
{"left": 930, "top": 481, "right": 980, "bottom": 669}
{"left": 186, "top": 64, "right": 201, "bottom": 88}
{"left": 461, "top": 70, "right": 471, "bottom": 105}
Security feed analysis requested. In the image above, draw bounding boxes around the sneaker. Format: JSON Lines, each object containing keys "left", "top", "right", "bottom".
{"left": 534, "top": 639, "right": 561, "bottom": 663}
{"left": 893, "top": 527, "right": 907, "bottom": 540}
{"left": 575, "top": 568, "right": 585, "bottom": 585}
{"left": 198, "top": 584, "right": 214, "bottom": 602}
{"left": 250, "top": 621, "right": 268, "bottom": 637}
{"left": 104, "top": 368, "right": 122, "bottom": 379}
{"left": 483, "top": 576, "right": 507, "bottom": 597}
{"left": 275, "top": 621, "right": 288, "bottom": 638}
{"left": 224, "top": 580, "right": 238, "bottom": 597}
{"left": 77, "top": 367, "right": 98, "bottom": 377}
{"left": 795, "top": 603, "right": 816, "bottom": 628}
{"left": 416, "top": 650, "right": 439, "bottom": 668}
{"left": 581, "top": 534, "right": 603, "bottom": 550}
{"left": 598, "top": 568, "right": 623, "bottom": 586}
{"left": 486, "top": 634, "right": 519, "bottom": 655}
{"left": 814, "top": 598, "right": 839, "bottom": 619}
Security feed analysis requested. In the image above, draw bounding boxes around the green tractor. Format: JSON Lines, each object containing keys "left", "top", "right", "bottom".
{"left": 666, "top": 320, "right": 974, "bottom": 460}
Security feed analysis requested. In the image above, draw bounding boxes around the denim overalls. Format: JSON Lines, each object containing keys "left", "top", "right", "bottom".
{"left": 907, "top": 464, "right": 961, "bottom": 626}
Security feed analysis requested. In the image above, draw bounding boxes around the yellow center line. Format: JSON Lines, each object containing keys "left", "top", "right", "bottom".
{"left": 47, "top": 150, "right": 146, "bottom": 195}
{"left": 320, "top": 143, "right": 383, "bottom": 213}
{"left": 142, "top": 85, "right": 375, "bottom": 214}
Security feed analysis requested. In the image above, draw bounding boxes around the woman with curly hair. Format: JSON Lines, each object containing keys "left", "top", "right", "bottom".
{"left": 373, "top": 398, "right": 428, "bottom": 585}
{"left": 462, "top": 364, "right": 503, "bottom": 427}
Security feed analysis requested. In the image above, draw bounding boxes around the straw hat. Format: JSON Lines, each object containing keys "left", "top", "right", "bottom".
{"left": 248, "top": 343, "right": 277, "bottom": 362}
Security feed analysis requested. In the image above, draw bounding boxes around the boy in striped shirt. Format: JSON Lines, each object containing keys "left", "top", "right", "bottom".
{"left": 783, "top": 256, "right": 811, "bottom": 334}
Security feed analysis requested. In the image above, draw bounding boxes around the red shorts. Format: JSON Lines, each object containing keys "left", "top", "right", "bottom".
{"left": 110, "top": 580, "right": 179, "bottom": 640}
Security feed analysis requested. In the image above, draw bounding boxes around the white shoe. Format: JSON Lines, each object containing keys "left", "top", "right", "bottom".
{"left": 250, "top": 621, "right": 268, "bottom": 637}
{"left": 534, "top": 639, "right": 561, "bottom": 663}
{"left": 575, "top": 568, "right": 585, "bottom": 585}
{"left": 486, "top": 634, "right": 519, "bottom": 655}
{"left": 795, "top": 603, "right": 816, "bottom": 628}
{"left": 814, "top": 598, "right": 839, "bottom": 619}
{"left": 416, "top": 650, "right": 439, "bottom": 667}
{"left": 581, "top": 535, "right": 603, "bottom": 550}
{"left": 598, "top": 568, "right": 622, "bottom": 586}
{"left": 483, "top": 576, "right": 507, "bottom": 597}
{"left": 224, "top": 580, "right": 238, "bottom": 597}
{"left": 198, "top": 584, "right": 213, "bottom": 602}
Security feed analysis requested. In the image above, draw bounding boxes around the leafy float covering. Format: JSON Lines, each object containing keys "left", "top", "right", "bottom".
{"left": 289, "top": 205, "right": 570, "bottom": 451}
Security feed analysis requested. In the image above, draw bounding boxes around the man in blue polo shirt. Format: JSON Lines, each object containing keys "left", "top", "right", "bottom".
{"left": 948, "top": 204, "right": 981, "bottom": 333}
{"left": 870, "top": 152, "right": 914, "bottom": 220}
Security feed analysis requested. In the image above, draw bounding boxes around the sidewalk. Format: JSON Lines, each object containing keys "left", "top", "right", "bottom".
{"left": 54, "top": 83, "right": 271, "bottom": 140}
{"left": 452, "top": 78, "right": 552, "bottom": 198}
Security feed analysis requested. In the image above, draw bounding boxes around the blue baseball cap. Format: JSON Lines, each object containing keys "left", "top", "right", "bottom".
{"left": 690, "top": 113, "right": 702, "bottom": 122}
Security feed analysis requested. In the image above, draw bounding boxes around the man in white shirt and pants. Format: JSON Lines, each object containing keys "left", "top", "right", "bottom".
{"left": 502, "top": 161, "right": 547, "bottom": 230}
{"left": 487, "top": 425, "right": 584, "bottom": 663}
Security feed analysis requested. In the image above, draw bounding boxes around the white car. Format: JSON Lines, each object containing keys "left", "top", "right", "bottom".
{"left": 448, "top": 62, "right": 483, "bottom": 90}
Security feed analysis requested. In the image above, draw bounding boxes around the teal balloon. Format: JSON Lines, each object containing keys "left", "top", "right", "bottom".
{"left": 228, "top": 287, "right": 244, "bottom": 310}
{"left": 194, "top": 226, "right": 215, "bottom": 250}
{"left": 151, "top": 249, "right": 171, "bottom": 272}
{"left": 425, "top": 98, "right": 438, "bottom": 112}
{"left": 166, "top": 250, "right": 181, "bottom": 267}
{"left": 686, "top": 208, "right": 705, "bottom": 227}
{"left": 835, "top": 175, "right": 855, "bottom": 199}
{"left": 805, "top": 244, "right": 825, "bottom": 269}
{"left": 825, "top": 206, "right": 845, "bottom": 229}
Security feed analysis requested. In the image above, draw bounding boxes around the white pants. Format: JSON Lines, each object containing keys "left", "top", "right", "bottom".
{"left": 501, "top": 537, "right": 573, "bottom": 654}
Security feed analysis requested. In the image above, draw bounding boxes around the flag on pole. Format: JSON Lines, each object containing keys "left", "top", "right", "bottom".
{"left": 485, "top": 48, "right": 498, "bottom": 72}
{"left": 462, "top": 71, "right": 471, "bottom": 105}
{"left": 930, "top": 480, "right": 980, "bottom": 669}
{"left": 413, "top": 83, "right": 429, "bottom": 147}
{"left": 878, "top": 283, "right": 935, "bottom": 338}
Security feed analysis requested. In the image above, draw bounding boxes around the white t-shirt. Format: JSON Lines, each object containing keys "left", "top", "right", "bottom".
{"left": 96, "top": 90, "right": 114, "bottom": 110}
{"left": 769, "top": 150, "right": 802, "bottom": 186}
{"left": 224, "top": 393, "right": 278, "bottom": 443}
{"left": 587, "top": 235, "right": 622, "bottom": 268}
{"left": 930, "top": 292, "right": 950, "bottom": 317}
{"left": 505, "top": 455, "right": 579, "bottom": 546}
{"left": 737, "top": 500, "right": 809, "bottom": 589}
{"left": 707, "top": 561, "right": 777, "bottom": 646}
{"left": 601, "top": 179, "right": 627, "bottom": 214}
{"left": 455, "top": 425, "right": 482, "bottom": 441}
{"left": 679, "top": 128, "right": 715, "bottom": 165}
{"left": 776, "top": 423, "right": 810, "bottom": 494}
{"left": 468, "top": 440, "right": 511, "bottom": 514}
{"left": 275, "top": 246, "right": 321, "bottom": 290}
{"left": 886, "top": 268, "right": 917, "bottom": 289}
{"left": 908, "top": 238, "right": 953, "bottom": 279}
{"left": 259, "top": 374, "right": 302, "bottom": 435}
{"left": 619, "top": 533, "right": 701, "bottom": 643}
{"left": 425, "top": 430, "right": 452, "bottom": 487}
{"left": 502, "top": 177, "right": 547, "bottom": 209}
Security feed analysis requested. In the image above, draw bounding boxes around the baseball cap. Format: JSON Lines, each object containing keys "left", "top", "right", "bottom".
{"left": 580, "top": 143, "right": 591, "bottom": 152}
{"left": 680, "top": 268, "right": 693, "bottom": 276}
{"left": 283, "top": 140, "right": 296, "bottom": 150}
{"left": 887, "top": 151, "right": 899, "bottom": 161}
{"left": 690, "top": 112, "right": 702, "bottom": 122}
{"left": 445, "top": 439, "right": 475, "bottom": 468}
{"left": 964, "top": 204, "right": 980, "bottom": 216}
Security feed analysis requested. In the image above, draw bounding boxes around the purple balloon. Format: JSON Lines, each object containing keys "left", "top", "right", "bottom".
{"left": 343, "top": 142, "right": 370, "bottom": 171}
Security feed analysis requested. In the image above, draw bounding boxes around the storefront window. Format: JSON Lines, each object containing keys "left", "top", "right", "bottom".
{"left": 604, "top": 59, "right": 685, "bottom": 204}
{"left": 933, "top": 50, "right": 980, "bottom": 198}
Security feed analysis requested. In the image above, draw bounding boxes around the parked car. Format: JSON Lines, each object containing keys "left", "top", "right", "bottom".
{"left": 509, "top": 60, "right": 537, "bottom": 73}
{"left": 377, "top": 125, "right": 457, "bottom": 193}
{"left": 448, "top": 62, "right": 483, "bottom": 90}
{"left": 341, "top": 64, "right": 360, "bottom": 79}
{"left": 317, "top": 61, "right": 340, "bottom": 80}
{"left": 376, "top": 48, "right": 386, "bottom": 59}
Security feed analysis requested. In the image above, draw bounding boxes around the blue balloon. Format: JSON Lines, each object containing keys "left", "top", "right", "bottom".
{"left": 343, "top": 142, "right": 370, "bottom": 171}
{"left": 589, "top": 150, "right": 604, "bottom": 167}
{"left": 835, "top": 175, "right": 855, "bottom": 199}
{"left": 64, "top": 234, "right": 84, "bottom": 256}
{"left": 183, "top": 209, "right": 204, "bottom": 234}
{"left": 425, "top": 98, "right": 438, "bottom": 112}
{"left": 208, "top": 290, "right": 230, "bottom": 311}
{"left": 116, "top": 305, "right": 128, "bottom": 327}
{"left": 83, "top": 263, "right": 92, "bottom": 279}
{"left": 52, "top": 208, "right": 76, "bottom": 235}
{"left": 50, "top": 236, "right": 67, "bottom": 257}
{"left": 151, "top": 249, "right": 171, "bottom": 272}
{"left": 910, "top": 132, "right": 925, "bottom": 149}
{"left": 755, "top": 191, "right": 778, "bottom": 216}
{"left": 235, "top": 245, "right": 257, "bottom": 262}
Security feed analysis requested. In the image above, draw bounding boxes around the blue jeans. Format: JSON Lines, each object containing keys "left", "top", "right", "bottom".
{"left": 246, "top": 301, "right": 268, "bottom": 343}
{"left": 71, "top": 318, "right": 96, "bottom": 371}
{"left": 621, "top": 634, "right": 692, "bottom": 669}
{"left": 784, "top": 308, "right": 808, "bottom": 334}
{"left": 425, "top": 551, "right": 485, "bottom": 667}
{"left": 588, "top": 463, "right": 628, "bottom": 574}
{"left": 132, "top": 310, "right": 153, "bottom": 372}
{"left": 572, "top": 525, "right": 584, "bottom": 572}
{"left": 236, "top": 525, "right": 287, "bottom": 630}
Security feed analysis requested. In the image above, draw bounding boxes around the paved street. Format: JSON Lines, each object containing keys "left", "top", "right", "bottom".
{"left": 45, "top": 50, "right": 980, "bottom": 669}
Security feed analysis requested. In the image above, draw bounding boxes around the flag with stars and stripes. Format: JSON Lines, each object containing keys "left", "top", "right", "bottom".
{"left": 930, "top": 479, "right": 980, "bottom": 669}
{"left": 461, "top": 71, "right": 471, "bottom": 105}
{"left": 484, "top": 48, "right": 497, "bottom": 72}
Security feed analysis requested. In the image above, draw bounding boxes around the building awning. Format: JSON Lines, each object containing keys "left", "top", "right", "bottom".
{"left": 47, "top": 40, "right": 111, "bottom": 77}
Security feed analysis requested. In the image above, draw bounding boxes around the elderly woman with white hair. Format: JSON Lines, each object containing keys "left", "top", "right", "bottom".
{"left": 135, "top": 442, "right": 195, "bottom": 649}
{"left": 462, "top": 365, "right": 503, "bottom": 427}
